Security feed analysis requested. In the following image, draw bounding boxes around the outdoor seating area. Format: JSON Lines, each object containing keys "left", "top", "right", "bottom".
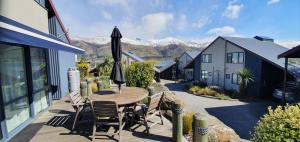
{"left": 9, "top": 91, "right": 173, "bottom": 142}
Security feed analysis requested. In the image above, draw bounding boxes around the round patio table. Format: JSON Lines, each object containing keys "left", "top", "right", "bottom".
{"left": 90, "top": 87, "right": 148, "bottom": 106}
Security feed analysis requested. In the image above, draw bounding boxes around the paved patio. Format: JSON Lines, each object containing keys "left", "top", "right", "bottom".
{"left": 9, "top": 97, "right": 172, "bottom": 142}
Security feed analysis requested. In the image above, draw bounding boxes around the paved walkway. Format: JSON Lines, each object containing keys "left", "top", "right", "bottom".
{"left": 165, "top": 82, "right": 277, "bottom": 140}
{"left": 10, "top": 97, "right": 172, "bottom": 142}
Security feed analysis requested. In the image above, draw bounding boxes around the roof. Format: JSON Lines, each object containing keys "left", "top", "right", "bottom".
{"left": 221, "top": 36, "right": 289, "bottom": 69}
{"left": 186, "top": 51, "right": 201, "bottom": 59}
{"left": 122, "top": 51, "right": 160, "bottom": 72}
{"left": 122, "top": 51, "right": 145, "bottom": 62}
{"left": 221, "top": 36, "right": 300, "bottom": 78}
{"left": 155, "top": 60, "right": 176, "bottom": 73}
{"left": 278, "top": 45, "right": 300, "bottom": 58}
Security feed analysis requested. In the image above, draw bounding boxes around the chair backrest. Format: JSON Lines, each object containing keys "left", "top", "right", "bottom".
{"left": 147, "top": 92, "right": 164, "bottom": 112}
{"left": 91, "top": 101, "right": 119, "bottom": 118}
{"left": 69, "top": 91, "right": 84, "bottom": 106}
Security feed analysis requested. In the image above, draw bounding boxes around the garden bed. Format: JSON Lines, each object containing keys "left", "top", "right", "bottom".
{"left": 185, "top": 81, "right": 256, "bottom": 101}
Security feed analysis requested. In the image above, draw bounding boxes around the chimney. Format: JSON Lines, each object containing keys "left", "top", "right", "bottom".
{"left": 254, "top": 36, "right": 274, "bottom": 42}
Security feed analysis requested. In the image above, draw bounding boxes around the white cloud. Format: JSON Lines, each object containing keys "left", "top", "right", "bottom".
{"left": 140, "top": 12, "right": 174, "bottom": 38}
{"left": 223, "top": 0, "right": 244, "bottom": 19}
{"left": 207, "top": 26, "right": 236, "bottom": 35}
{"left": 267, "top": 0, "right": 280, "bottom": 5}
{"left": 277, "top": 40, "right": 300, "bottom": 48}
{"left": 177, "top": 14, "right": 187, "bottom": 31}
{"left": 101, "top": 10, "right": 112, "bottom": 20}
{"left": 192, "top": 17, "right": 211, "bottom": 28}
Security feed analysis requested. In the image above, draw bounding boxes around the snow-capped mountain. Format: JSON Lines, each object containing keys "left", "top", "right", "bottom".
{"left": 72, "top": 36, "right": 207, "bottom": 48}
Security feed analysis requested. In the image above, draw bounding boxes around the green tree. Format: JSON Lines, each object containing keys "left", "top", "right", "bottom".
{"left": 125, "top": 62, "right": 154, "bottom": 88}
{"left": 96, "top": 56, "right": 113, "bottom": 76}
{"left": 238, "top": 68, "right": 254, "bottom": 96}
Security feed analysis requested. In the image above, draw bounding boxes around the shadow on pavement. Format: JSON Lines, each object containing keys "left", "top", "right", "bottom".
{"left": 205, "top": 102, "right": 277, "bottom": 140}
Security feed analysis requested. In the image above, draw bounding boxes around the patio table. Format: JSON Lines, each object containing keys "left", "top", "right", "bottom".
{"left": 90, "top": 87, "right": 148, "bottom": 106}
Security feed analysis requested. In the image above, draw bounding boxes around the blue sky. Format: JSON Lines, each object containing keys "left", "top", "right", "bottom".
{"left": 52, "top": 0, "right": 300, "bottom": 45}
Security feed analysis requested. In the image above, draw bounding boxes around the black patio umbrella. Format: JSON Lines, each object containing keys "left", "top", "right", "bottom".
{"left": 110, "top": 26, "right": 125, "bottom": 93}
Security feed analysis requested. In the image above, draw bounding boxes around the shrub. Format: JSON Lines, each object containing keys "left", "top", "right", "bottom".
{"left": 208, "top": 86, "right": 222, "bottom": 93}
{"left": 197, "top": 87, "right": 219, "bottom": 96}
{"left": 188, "top": 86, "right": 201, "bottom": 94}
{"left": 98, "top": 76, "right": 110, "bottom": 89}
{"left": 77, "top": 58, "right": 90, "bottom": 80}
{"left": 193, "top": 80, "right": 208, "bottom": 88}
{"left": 183, "top": 112, "right": 194, "bottom": 135}
{"left": 251, "top": 104, "right": 300, "bottom": 142}
{"left": 125, "top": 62, "right": 155, "bottom": 88}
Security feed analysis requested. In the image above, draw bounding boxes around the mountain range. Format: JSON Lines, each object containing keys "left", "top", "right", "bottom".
{"left": 71, "top": 37, "right": 207, "bottom": 61}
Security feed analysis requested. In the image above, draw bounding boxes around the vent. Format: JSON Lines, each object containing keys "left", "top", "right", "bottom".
{"left": 254, "top": 36, "right": 274, "bottom": 42}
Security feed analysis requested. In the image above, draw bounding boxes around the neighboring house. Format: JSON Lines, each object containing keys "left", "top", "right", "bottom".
{"left": 122, "top": 51, "right": 160, "bottom": 72}
{"left": 194, "top": 36, "right": 299, "bottom": 98}
{"left": 0, "top": 0, "right": 84, "bottom": 141}
{"left": 155, "top": 60, "right": 176, "bottom": 81}
{"left": 178, "top": 51, "right": 200, "bottom": 81}
{"left": 122, "top": 51, "right": 176, "bottom": 81}
{"left": 122, "top": 51, "right": 145, "bottom": 68}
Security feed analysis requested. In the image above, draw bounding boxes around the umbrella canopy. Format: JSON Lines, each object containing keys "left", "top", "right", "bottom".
{"left": 110, "top": 26, "right": 125, "bottom": 86}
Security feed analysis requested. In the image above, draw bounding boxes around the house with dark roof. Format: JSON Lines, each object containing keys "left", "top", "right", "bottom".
{"left": 0, "top": 0, "right": 84, "bottom": 141}
{"left": 178, "top": 51, "right": 201, "bottom": 81}
{"left": 154, "top": 60, "right": 176, "bottom": 81}
{"left": 193, "top": 36, "right": 299, "bottom": 98}
{"left": 122, "top": 51, "right": 176, "bottom": 81}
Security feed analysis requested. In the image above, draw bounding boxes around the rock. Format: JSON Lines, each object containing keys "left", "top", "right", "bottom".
{"left": 206, "top": 115, "right": 242, "bottom": 142}
{"left": 148, "top": 83, "right": 169, "bottom": 95}
{"left": 161, "top": 91, "right": 178, "bottom": 110}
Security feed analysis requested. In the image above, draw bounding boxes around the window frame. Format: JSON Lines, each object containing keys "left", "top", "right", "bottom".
{"left": 201, "top": 70, "right": 208, "bottom": 80}
{"left": 231, "top": 73, "right": 241, "bottom": 85}
{"left": 227, "top": 52, "right": 244, "bottom": 64}
{"left": 201, "top": 54, "right": 212, "bottom": 63}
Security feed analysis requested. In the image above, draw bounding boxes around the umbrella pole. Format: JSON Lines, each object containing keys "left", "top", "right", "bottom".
{"left": 118, "top": 84, "right": 121, "bottom": 94}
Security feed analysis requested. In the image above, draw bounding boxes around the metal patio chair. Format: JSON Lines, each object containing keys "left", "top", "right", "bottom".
{"left": 90, "top": 100, "right": 125, "bottom": 141}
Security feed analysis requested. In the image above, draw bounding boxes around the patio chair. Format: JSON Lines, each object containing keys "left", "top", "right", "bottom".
{"left": 69, "top": 91, "right": 89, "bottom": 130}
{"left": 130, "top": 92, "right": 164, "bottom": 134}
{"left": 90, "top": 100, "right": 125, "bottom": 141}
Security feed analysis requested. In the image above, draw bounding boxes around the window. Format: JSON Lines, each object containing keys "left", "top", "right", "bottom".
{"left": 232, "top": 73, "right": 241, "bottom": 84}
{"left": 201, "top": 54, "right": 212, "bottom": 63}
{"left": 201, "top": 70, "right": 208, "bottom": 79}
{"left": 0, "top": 44, "right": 30, "bottom": 133}
{"left": 35, "top": 0, "right": 46, "bottom": 8}
{"left": 225, "top": 74, "right": 230, "bottom": 79}
{"left": 30, "top": 48, "right": 49, "bottom": 115}
{"left": 48, "top": 16, "right": 69, "bottom": 43}
{"left": 227, "top": 52, "right": 244, "bottom": 64}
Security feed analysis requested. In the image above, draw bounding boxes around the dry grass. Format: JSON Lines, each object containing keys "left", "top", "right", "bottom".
{"left": 183, "top": 112, "right": 194, "bottom": 135}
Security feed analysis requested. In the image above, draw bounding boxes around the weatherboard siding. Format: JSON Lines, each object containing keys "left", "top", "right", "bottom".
{"left": 0, "top": 0, "right": 49, "bottom": 33}
{"left": 201, "top": 38, "right": 226, "bottom": 87}
{"left": 224, "top": 41, "right": 245, "bottom": 91}
{"left": 245, "top": 51, "right": 262, "bottom": 97}
{"left": 58, "top": 50, "right": 75, "bottom": 98}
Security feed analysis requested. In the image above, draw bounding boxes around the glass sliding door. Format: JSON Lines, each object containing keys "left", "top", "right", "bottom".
{"left": 30, "top": 48, "right": 49, "bottom": 115}
{"left": 0, "top": 44, "right": 30, "bottom": 133}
